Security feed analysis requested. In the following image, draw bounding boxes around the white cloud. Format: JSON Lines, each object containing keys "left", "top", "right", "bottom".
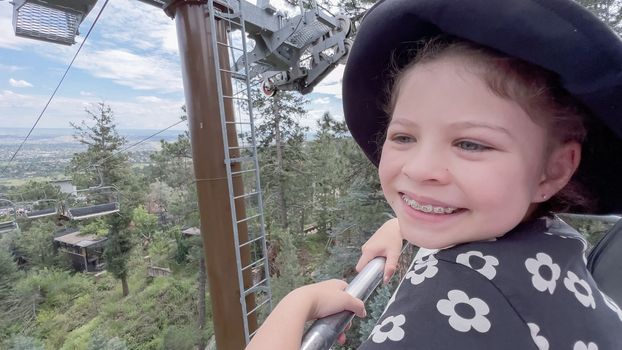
{"left": 312, "top": 97, "right": 330, "bottom": 105}
{"left": 73, "top": 49, "right": 183, "bottom": 93}
{"left": 108, "top": 99, "right": 186, "bottom": 130}
{"left": 0, "top": 0, "right": 349, "bottom": 134}
{"left": 9, "top": 78, "right": 32, "bottom": 88}
{"left": 1, "top": 0, "right": 182, "bottom": 94}
{"left": 0, "top": 89, "right": 38, "bottom": 107}
{"left": 0, "top": 10, "right": 26, "bottom": 50}
{"left": 0, "top": 64, "right": 24, "bottom": 72}
{"left": 299, "top": 109, "right": 328, "bottom": 130}
{"left": 0, "top": 91, "right": 184, "bottom": 130}
{"left": 311, "top": 65, "right": 344, "bottom": 99}
{"left": 136, "top": 96, "right": 163, "bottom": 103}
{"left": 92, "top": 0, "right": 178, "bottom": 55}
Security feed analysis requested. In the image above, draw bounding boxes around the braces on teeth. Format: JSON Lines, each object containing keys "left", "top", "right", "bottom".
{"left": 401, "top": 194, "right": 457, "bottom": 214}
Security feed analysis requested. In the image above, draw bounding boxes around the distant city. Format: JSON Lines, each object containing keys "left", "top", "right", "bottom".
{"left": 0, "top": 127, "right": 186, "bottom": 185}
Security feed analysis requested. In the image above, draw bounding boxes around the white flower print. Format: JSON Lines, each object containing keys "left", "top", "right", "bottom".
{"left": 370, "top": 314, "right": 406, "bottom": 343}
{"left": 573, "top": 340, "right": 598, "bottom": 350}
{"left": 436, "top": 289, "right": 491, "bottom": 333}
{"left": 601, "top": 291, "right": 622, "bottom": 322}
{"left": 416, "top": 252, "right": 436, "bottom": 265}
{"left": 405, "top": 255, "right": 438, "bottom": 285}
{"left": 564, "top": 271, "right": 595, "bottom": 309}
{"left": 456, "top": 251, "right": 499, "bottom": 280}
{"left": 525, "top": 252, "right": 561, "bottom": 294}
{"left": 527, "top": 323, "right": 549, "bottom": 350}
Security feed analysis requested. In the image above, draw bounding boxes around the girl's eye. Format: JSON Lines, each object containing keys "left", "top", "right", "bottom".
{"left": 454, "top": 140, "right": 492, "bottom": 152}
{"left": 390, "top": 134, "right": 415, "bottom": 144}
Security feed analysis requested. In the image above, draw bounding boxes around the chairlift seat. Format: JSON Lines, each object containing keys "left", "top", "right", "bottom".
{"left": 68, "top": 202, "right": 119, "bottom": 220}
{"left": 0, "top": 221, "right": 19, "bottom": 234}
{"left": 25, "top": 199, "right": 59, "bottom": 219}
{"left": 587, "top": 218, "right": 622, "bottom": 307}
{"left": 12, "top": 0, "right": 97, "bottom": 45}
{"left": 26, "top": 208, "right": 58, "bottom": 219}
{"left": 0, "top": 199, "right": 18, "bottom": 233}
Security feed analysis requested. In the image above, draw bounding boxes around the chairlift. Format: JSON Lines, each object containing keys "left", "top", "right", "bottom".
{"left": 0, "top": 199, "right": 19, "bottom": 234}
{"left": 25, "top": 199, "right": 60, "bottom": 219}
{"left": 59, "top": 167, "right": 120, "bottom": 220}
{"left": 64, "top": 185, "right": 120, "bottom": 220}
{"left": 12, "top": 195, "right": 33, "bottom": 217}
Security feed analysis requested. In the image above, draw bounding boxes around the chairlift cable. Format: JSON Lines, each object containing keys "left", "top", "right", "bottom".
{"left": 3, "top": 0, "right": 111, "bottom": 167}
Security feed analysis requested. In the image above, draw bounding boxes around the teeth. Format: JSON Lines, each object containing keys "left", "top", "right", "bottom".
{"left": 401, "top": 194, "right": 458, "bottom": 214}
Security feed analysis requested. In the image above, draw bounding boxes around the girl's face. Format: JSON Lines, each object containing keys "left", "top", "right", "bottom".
{"left": 379, "top": 57, "right": 553, "bottom": 249}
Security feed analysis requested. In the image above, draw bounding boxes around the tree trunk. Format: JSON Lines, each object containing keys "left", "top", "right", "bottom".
{"left": 197, "top": 255, "right": 207, "bottom": 350}
{"left": 274, "top": 117, "right": 288, "bottom": 229}
{"left": 121, "top": 275, "right": 129, "bottom": 297}
{"left": 300, "top": 207, "right": 305, "bottom": 234}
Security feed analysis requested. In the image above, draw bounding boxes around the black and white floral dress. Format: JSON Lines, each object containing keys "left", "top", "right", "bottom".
{"left": 358, "top": 217, "right": 622, "bottom": 349}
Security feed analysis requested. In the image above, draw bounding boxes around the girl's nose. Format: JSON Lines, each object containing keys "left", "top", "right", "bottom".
{"left": 401, "top": 147, "right": 451, "bottom": 185}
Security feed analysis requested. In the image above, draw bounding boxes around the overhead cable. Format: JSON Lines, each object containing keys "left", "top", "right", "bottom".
{"left": 71, "top": 118, "right": 187, "bottom": 176}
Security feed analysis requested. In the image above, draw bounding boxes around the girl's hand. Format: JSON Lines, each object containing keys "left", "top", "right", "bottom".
{"left": 291, "top": 279, "right": 367, "bottom": 321}
{"left": 355, "top": 218, "right": 403, "bottom": 283}
{"left": 246, "top": 280, "right": 365, "bottom": 350}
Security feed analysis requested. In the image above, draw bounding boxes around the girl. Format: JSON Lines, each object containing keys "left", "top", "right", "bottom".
{"left": 247, "top": 0, "right": 622, "bottom": 348}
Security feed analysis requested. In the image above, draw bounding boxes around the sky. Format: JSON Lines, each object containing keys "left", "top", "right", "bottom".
{"left": 0, "top": 0, "right": 346, "bottom": 132}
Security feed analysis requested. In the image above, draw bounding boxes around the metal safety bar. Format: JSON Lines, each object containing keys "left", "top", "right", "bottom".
{"left": 300, "top": 257, "right": 387, "bottom": 350}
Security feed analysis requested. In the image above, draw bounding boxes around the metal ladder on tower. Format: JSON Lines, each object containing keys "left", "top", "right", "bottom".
{"left": 207, "top": 0, "right": 273, "bottom": 343}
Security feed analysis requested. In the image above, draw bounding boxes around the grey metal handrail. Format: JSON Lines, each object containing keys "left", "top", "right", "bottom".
{"left": 300, "top": 256, "right": 386, "bottom": 350}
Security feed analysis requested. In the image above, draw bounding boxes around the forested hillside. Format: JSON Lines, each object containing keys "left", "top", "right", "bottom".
{"left": 1, "top": 0, "right": 620, "bottom": 349}
{"left": 0, "top": 90, "right": 407, "bottom": 349}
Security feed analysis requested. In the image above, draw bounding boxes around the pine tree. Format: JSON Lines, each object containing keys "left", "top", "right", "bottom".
{"left": 307, "top": 112, "right": 349, "bottom": 236}
{"left": 103, "top": 214, "right": 133, "bottom": 297}
{"left": 147, "top": 113, "right": 197, "bottom": 226}
{"left": 270, "top": 229, "right": 305, "bottom": 303}
{"left": 0, "top": 248, "right": 21, "bottom": 339}
{"left": 68, "top": 102, "right": 129, "bottom": 187}
{"left": 13, "top": 220, "right": 59, "bottom": 268}
{"left": 67, "top": 102, "right": 142, "bottom": 296}
{"left": 358, "top": 284, "right": 393, "bottom": 343}
{"left": 252, "top": 90, "right": 309, "bottom": 231}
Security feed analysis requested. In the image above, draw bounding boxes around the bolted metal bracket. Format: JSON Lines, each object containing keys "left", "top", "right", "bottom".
{"left": 206, "top": 0, "right": 354, "bottom": 94}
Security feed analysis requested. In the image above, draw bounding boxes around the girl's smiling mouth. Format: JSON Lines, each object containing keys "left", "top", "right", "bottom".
{"left": 400, "top": 193, "right": 464, "bottom": 215}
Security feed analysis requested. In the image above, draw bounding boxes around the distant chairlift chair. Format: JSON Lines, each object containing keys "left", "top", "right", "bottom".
{"left": 64, "top": 185, "right": 120, "bottom": 220}
{"left": 0, "top": 199, "right": 19, "bottom": 234}
{"left": 25, "top": 199, "right": 60, "bottom": 219}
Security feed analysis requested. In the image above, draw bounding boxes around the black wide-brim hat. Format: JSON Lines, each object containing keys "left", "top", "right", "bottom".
{"left": 343, "top": 0, "right": 622, "bottom": 214}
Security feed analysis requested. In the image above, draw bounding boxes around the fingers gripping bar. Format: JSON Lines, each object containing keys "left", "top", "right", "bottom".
{"left": 300, "top": 256, "right": 386, "bottom": 350}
